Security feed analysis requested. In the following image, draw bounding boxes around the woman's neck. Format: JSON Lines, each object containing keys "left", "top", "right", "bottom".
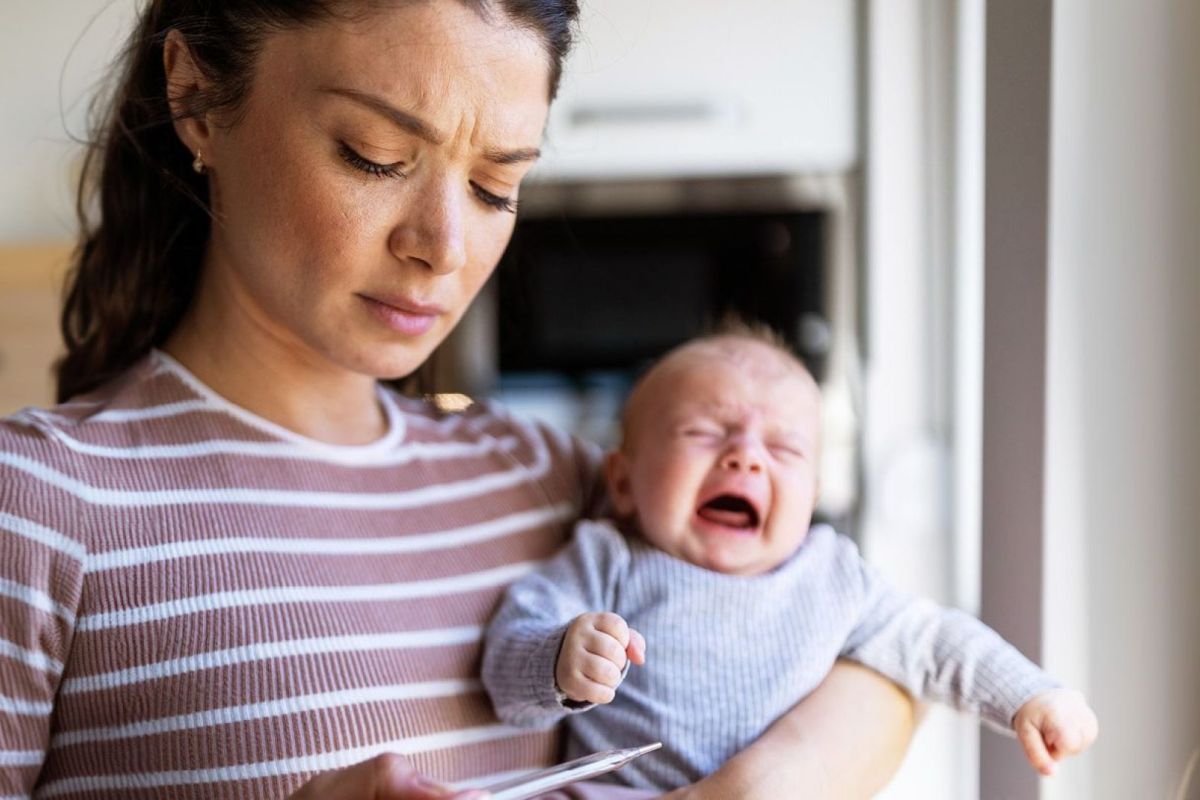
{"left": 162, "top": 276, "right": 388, "bottom": 446}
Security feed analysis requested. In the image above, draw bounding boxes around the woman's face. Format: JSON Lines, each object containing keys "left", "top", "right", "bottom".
{"left": 190, "top": 1, "right": 551, "bottom": 378}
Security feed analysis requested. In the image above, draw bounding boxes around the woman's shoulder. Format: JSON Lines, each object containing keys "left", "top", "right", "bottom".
{"left": 0, "top": 352, "right": 196, "bottom": 454}
{"left": 385, "top": 391, "right": 606, "bottom": 512}
{"left": 0, "top": 351, "right": 229, "bottom": 533}
{"left": 388, "top": 390, "right": 603, "bottom": 468}
{"left": 0, "top": 364, "right": 173, "bottom": 565}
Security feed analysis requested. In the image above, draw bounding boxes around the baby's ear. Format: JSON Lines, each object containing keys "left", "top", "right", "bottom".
{"left": 604, "top": 450, "right": 637, "bottom": 518}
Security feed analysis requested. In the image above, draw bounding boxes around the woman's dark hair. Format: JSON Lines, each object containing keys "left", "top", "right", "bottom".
{"left": 56, "top": 0, "right": 579, "bottom": 402}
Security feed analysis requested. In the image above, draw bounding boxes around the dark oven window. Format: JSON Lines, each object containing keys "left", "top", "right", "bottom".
{"left": 496, "top": 210, "right": 829, "bottom": 381}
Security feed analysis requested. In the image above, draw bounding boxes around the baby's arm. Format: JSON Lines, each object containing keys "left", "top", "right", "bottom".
{"left": 839, "top": 540, "right": 1097, "bottom": 774}
{"left": 482, "top": 521, "right": 632, "bottom": 727}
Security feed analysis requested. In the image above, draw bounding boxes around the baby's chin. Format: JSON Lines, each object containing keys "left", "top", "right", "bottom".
{"left": 686, "top": 534, "right": 807, "bottom": 577}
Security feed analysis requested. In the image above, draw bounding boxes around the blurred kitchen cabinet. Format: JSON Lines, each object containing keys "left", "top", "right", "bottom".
{"left": 535, "top": 0, "right": 857, "bottom": 181}
{"left": 0, "top": 244, "right": 71, "bottom": 415}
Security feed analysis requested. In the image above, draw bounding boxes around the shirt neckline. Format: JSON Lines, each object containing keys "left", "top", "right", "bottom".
{"left": 151, "top": 349, "right": 407, "bottom": 460}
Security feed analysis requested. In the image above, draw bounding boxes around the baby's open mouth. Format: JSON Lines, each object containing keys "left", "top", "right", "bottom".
{"left": 696, "top": 494, "right": 760, "bottom": 530}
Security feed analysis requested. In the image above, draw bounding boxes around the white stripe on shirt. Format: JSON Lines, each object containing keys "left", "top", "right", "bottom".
{"left": 52, "top": 678, "right": 482, "bottom": 746}
{"left": 28, "top": 399, "right": 211, "bottom": 426}
{"left": 0, "top": 512, "right": 86, "bottom": 561}
{"left": 0, "top": 638, "right": 63, "bottom": 675}
{"left": 39, "top": 425, "right": 519, "bottom": 464}
{"left": 0, "top": 432, "right": 548, "bottom": 508}
{"left": 76, "top": 561, "right": 539, "bottom": 632}
{"left": 35, "top": 724, "right": 532, "bottom": 796}
{"left": 0, "top": 750, "right": 43, "bottom": 767}
{"left": 0, "top": 693, "right": 54, "bottom": 717}
{"left": 0, "top": 578, "right": 74, "bottom": 624}
{"left": 86, "top": 502, "right": 573, "bottom": 572}
{"left": 61, "top": 626, "right": 484, "bottom": 695}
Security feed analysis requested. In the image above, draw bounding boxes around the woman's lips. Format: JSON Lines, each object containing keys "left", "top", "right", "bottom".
{"left": 359, "top": 294, "right": 442, "bottom": 336}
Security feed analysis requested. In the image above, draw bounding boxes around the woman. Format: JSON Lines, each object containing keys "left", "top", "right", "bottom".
{"left": 0, "top": 1, "right": 914, "bottom": 797}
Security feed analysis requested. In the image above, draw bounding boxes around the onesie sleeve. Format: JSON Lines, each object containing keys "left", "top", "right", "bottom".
{"left": 482, "top": 520, "right": 630, "bottom": 729}
{"left": 837, "top": 538, "right": 1060, "bottom": 731}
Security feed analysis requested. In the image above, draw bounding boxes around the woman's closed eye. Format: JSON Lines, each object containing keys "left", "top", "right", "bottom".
{"left": 470, "top": 181, "right": 518, "bottom": 214}
{"left": 338, "top": 141, "right": 517, "bottom": 213}
{"left": 337, "top": 140, "right": 407, "bottom": 179}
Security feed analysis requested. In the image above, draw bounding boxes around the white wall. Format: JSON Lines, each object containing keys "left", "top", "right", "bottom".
{"left": 1, "top": 1, "right": 137, "bottom": 241}
{"left": 1044, "top": 1, "right": 1200, "bottom": 797}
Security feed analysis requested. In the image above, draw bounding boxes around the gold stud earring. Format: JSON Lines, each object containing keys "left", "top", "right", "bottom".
{"left": 192, "top": 150, "right": 206, "bottom": 174}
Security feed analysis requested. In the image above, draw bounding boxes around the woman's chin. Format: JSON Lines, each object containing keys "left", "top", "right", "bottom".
{"left": 321, "top": 340, "right": 439, "bottom": 383}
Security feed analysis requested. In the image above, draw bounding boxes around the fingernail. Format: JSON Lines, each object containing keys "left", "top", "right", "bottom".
{"left": 412, "top": 775, "right": 454, "bottom": 795}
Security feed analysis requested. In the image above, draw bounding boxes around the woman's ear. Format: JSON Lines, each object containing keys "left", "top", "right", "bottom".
{"left": 604, "top": 450, "right": 637, "bottom": 518}
{"left": 163, "top": 29, "right": 213, "bottom": 164}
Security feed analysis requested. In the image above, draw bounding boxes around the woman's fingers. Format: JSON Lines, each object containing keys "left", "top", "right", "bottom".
{"left": 288, "top": 753, "right": 490, "bottom": 799}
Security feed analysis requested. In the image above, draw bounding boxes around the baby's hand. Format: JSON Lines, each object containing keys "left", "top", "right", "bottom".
{"left": 1013, "top": 688, "right": 1099, "bottom": 776}
{"left": 555, "top": 612, "right": 646, "bottom": 705}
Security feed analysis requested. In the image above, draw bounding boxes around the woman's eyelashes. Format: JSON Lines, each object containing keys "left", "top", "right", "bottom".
{"left": 337, "top": 140, "right": 407, "bottom": 179}
{"left": 337, "top": 140, "right": 518, "bottom": 213}
{"left": 471, "top": 181, "right": 518, "bottom": 214}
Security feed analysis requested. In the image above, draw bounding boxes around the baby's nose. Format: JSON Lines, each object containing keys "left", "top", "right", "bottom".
{"left": 720, "top": 444, "right": 764, "bottom": 474}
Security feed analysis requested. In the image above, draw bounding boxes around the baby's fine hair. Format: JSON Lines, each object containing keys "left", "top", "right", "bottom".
{"left": 686, "top": 316, "right": 806, "bottom": 368}
{"left": 618, "top": 316, "right": 816, "bottom": 448}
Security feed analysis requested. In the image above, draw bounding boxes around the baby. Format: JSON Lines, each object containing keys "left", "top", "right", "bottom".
{"left": 482, "top": 328, "right": 1098, "bottom": 791}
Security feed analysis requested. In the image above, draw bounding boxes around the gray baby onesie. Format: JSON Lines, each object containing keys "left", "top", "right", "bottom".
{"left": 482, "top": 520, "right": 1057, "bottom": 791}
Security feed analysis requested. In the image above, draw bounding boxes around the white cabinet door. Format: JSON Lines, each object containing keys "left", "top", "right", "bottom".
{"left": 535, "top": 0, "right": 857, "bottom": 181}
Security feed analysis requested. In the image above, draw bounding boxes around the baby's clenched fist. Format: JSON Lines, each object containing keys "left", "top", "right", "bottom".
{"left": 555, "top": 612, "right": 646, "bottom": 705}
{"left": 1013, "top": 688, "right": 1099, "bottom": 776}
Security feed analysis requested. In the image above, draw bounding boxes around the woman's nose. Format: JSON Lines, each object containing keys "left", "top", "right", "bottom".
{"left": 389, "top": 174, "right": 468, "bottom": 275}
{"left": 719, "top": 442, "right": 764, "bottom": 474}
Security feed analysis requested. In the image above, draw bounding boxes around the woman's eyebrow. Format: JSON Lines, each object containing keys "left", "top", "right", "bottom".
{"left": 319, "top": 86, "right": 541, "bottom": 165}
{"left": 483, "top": 145, "right": 541, "bottom": 166}
{"left": 321, "top": 86, "right": 445, "bottom": 143}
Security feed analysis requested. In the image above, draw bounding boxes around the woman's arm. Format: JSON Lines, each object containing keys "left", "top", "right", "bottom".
{"left": 665, "top": 661, "right": 917, "bottom": 800}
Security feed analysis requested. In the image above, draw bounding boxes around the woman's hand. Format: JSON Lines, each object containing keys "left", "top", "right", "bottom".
{"left": 287, "top": 753, "right": 489, "bottom": 799}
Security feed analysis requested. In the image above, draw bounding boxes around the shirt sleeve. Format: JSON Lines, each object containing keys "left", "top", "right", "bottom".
{"left": 838, "top": 540, "right": 1060, "bottom": 732}
{"left": 0, "top": 430, "right": 87, "bottom": 796}
{"left": 482, "top": 520, "right": 630, "bottom": 729}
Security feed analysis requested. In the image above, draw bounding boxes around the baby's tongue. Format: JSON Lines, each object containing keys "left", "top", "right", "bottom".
{"left": 697, "top": 506, "right": 754, "bottom": 529}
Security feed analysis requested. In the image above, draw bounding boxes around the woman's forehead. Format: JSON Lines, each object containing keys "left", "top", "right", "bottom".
{"left": 256, "top": 1, "right": 552, "bottom": 130}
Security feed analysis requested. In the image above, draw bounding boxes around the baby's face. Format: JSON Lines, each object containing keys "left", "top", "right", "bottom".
{"left": 607, "top": 340, "right": 821, "bottom": 576}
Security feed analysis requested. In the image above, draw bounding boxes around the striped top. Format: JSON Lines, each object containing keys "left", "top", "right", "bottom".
{"left": 0, "top": 351, "right": 601, "bottom": 799}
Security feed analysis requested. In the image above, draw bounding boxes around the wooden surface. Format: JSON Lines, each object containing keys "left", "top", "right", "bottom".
{"left": 0, "top": 243, "right": 72, "bottom": 415}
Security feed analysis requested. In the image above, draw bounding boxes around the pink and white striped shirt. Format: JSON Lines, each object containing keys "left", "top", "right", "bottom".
{"left": 0, "top": 351, "right": 600, "bottom": 799}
